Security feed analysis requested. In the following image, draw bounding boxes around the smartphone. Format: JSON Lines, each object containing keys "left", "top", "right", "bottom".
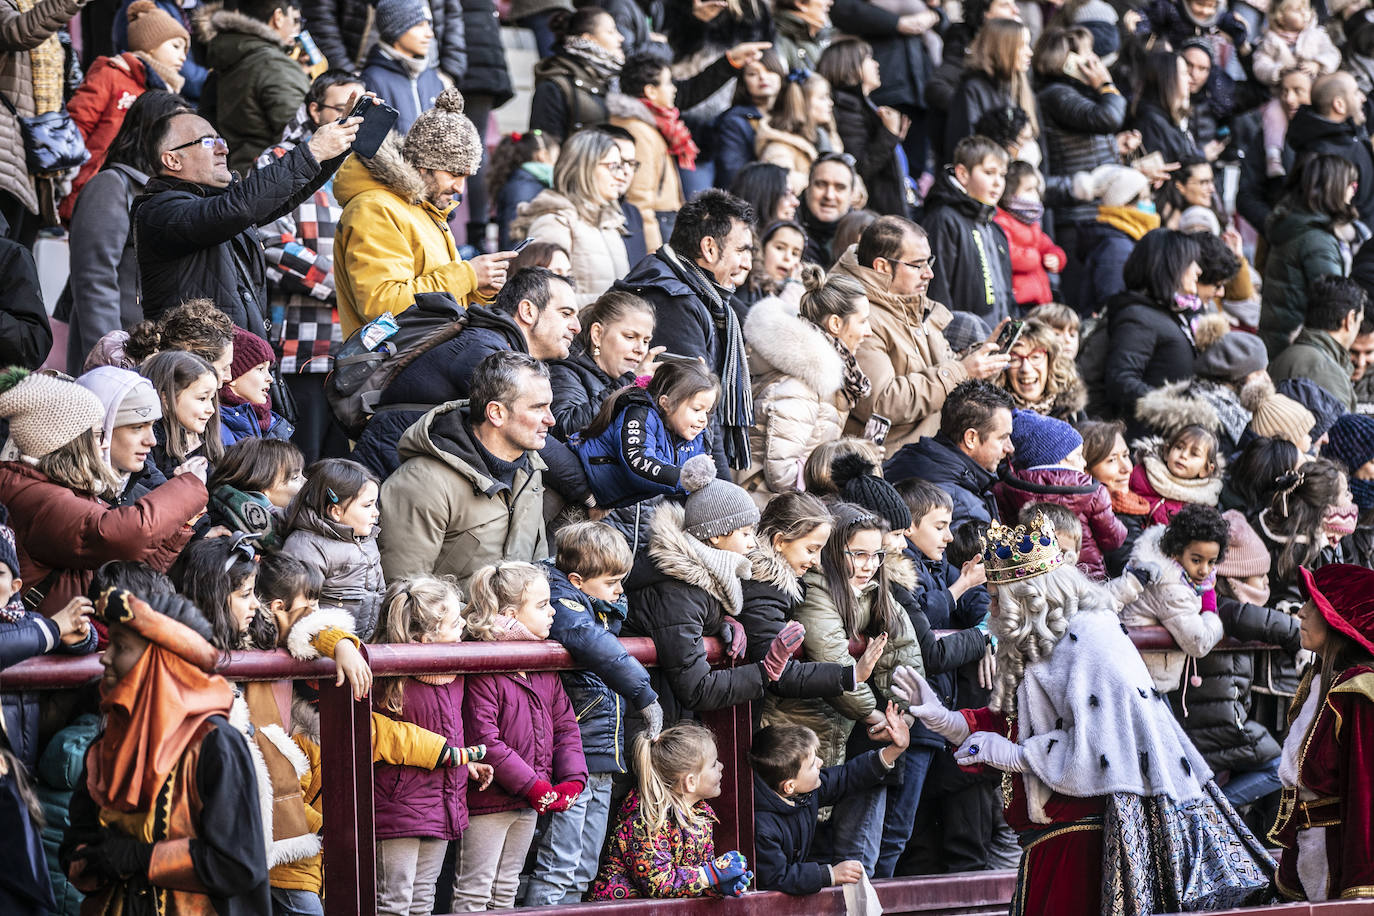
{"left": 864, "top": 414, "right": 892, "bottom": 446}
{"left": 1062, "top": 52, "right": 1084, "bottom": 81}
{"left": 994, "top": 319, "right": 1025, "bottom": 353}
{"left": 512, "top": 237, "right": 533, "bottom": 254}
{"left": 1135, "top": 151, "right": 1166, "bottom": 175}
{"left": 345, "top": 97, "right": 399, "bottom": 159}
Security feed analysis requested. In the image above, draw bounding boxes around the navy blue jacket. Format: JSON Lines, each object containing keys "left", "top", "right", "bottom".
{"left": 545, "top": 561, "right": 657, "bottom": 774}
{"left": 219, "top": 402, "right": 293, "bottom": 447}
{"left": 885, "top": 435, "right": 1001, "bottom": 529}
{"left": 497, "top": 167, "right": 550, "bottom": 249}
{"left": 713, "top": 104, "right": 764, "bottom": 190}
{"left": 572, "top": 388, "right": 708, "bottom": 510}
{"left": 1, "top": 611, "right": 95, "bottom": 770}
{"left": 360, "top": 45, "right": 445, "bottom": 135}
{"left": 620, "top": 199, "right": 648, "bottom": 267}
{"left": 752, "top": 750, "right": 890, "bottom": 894}
{"left": 1075, "top": 219, "right": 1136, "bottom": 309}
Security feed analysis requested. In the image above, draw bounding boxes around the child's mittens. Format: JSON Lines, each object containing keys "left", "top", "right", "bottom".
{"left": 547, "top": 780, "right": 584, "bottom": 812}
{"left": 640, "top": 700, "right": 664, "bottom": 739}
{"left": 720, "top": 614, "right": 748, "bottom": 660}
{"left": 439, "top": 744, "right": 487, "bottom": 767}
{"left": 701, "top": 851, "right": 752, "bottom": 897}
{"left": 762, "top": 620, "right": 805, "bottom": 681}
{"left": 525, "top": 778, "right": 560, "bottom": 814}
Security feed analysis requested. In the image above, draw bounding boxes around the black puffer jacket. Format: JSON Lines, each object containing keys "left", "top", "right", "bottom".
{"left": 830, "top": 0, "right": 936, "bottom": 113}
{"left": 529, "top": 52, "right": 612, "bottom": 140}
{"left": 133, "top": 143, "right": 342, "bottom": 334}
{"left": 942, "top": 70, "right": 1011, "bottom": 166}
{"left": 457, "top": 0, "right": 513, "bottom": 105}
{"left": 1170, "top": 595, "right": 1299, "bottom": 773}
{"left": 302, "top": 0, "right": 466, "bottom": 77}
{"left": 919, "top": 167, "right": 1014, "bottom": 322}
{"left": 885, "top": 434, "right": 1000, "bottom": 529}
{"left": 1101, "top": 290, "right": 1198, "bottom": 425}
{"left": 832, "top": 85, "right": 911, "bottom": 218}
{"left": 1038, "top": 78, "right": 1127, "bottom": 226}
{"left": 548, "top": 343, "right": 632, "bottom": 441}
{"left": 1133, "top": 101, "right": 1203, "bottom": 164}
{"left": 1285, "top": 106, "right": 1374, "bottom": 226}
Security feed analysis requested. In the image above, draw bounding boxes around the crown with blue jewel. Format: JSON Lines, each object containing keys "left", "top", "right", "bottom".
{"left": 980, "top": 511, "right": 1067, "bottom": 584}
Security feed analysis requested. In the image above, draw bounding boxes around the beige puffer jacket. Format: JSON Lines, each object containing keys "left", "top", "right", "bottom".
{"left": 0, "top": 0, "right": 86, "bottom": 216}
{"left": 736, "top": 295, "right": 846, "bottom": 506}
{"left": 515, "top": 188, "right": 628, "bottom": 306}
{"left": 832, "top": 245, "right": 969, "bottom": 450}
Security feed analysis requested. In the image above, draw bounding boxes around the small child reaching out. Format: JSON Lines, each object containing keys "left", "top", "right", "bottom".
{"left": 993, "top": 162, "right": 1066, "bottom": 309}
{"left": 1119, "top": 504, "right": 1229, "bottom": 692}
{"left": 591, "top": 723, "right": 753, "bottom": 899}
{"left": 1129, "top": 425, "right": 1223, "bottom": 527}
{"left": 750, "top": 705, "right": 910, "bottom": 894}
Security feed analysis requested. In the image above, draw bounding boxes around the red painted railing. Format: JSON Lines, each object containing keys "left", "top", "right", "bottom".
{"left": 0, "top": 630, "right": 1303, "bottom": 916}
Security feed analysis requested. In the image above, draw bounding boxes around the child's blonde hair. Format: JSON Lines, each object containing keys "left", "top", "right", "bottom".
{"left": 633, "top": 723, "right": 717, "bottom": 835}
{"left": 555, "top": 522, "right": 633, "bottom": 581}
{"left": 374, "top": 575, "right": 463, "bottom": 715}
{"left": 465, "top": 562, "right": 547, "bottom": 641}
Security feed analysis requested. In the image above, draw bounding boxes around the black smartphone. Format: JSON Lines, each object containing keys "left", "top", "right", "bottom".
{"left": 512, "top": 237, "right": 533, "bottom": 253}
{"left": 864, "top": 414, "right": 892, "bottom": 446}
{"left": 345, "top": 98, "right": 399, "bottom": 158}
{"left": 994, "top": 319, "right": 1025, "bottom": 353}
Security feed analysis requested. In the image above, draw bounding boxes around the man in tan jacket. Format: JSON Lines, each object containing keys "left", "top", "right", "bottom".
{"left": 834, "top": 216, "right": 1009, "bottom": 451}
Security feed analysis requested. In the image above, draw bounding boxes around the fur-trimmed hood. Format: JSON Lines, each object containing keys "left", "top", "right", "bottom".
{"left": 1135, "top": 380, "right": 1222, "bottom": 437}
{"left": 648, "top": 502, "right": 750, "bottom": 614}
{"left": 605, "top": 91, "right": 654, "bottom": 126}
{"left": 754, "top": 118, "right": 819, "bottom": 162}
{"left": 196, "top": 3, "right": 292, "bottom": 47}
{"left": 1131, "top": 438, "right": 1225, "bottom": 507}
{"left": 744, "top": 295, "right": 845, "bottom": 399}
{"left": 512, "top": 187, "right": 625, "bottom": 236}
{"left": 888, "top": 551, "right": 918, "bottom": 592}
{"left": 747, "top": 542, "right": 803, "bottom": 603}
{"left": 333, "top": 133, "right": 429, "bottom": 207}
{"left": 1129, "top": 523, "right": 1185, "bottom": 583}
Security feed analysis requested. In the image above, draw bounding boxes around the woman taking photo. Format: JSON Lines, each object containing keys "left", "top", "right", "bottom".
{"left": 1260, "top": 153, "right": 1364, "bottom": 357}
{"left": 529, "top": 6, "right": 625, "bottom": 140}
{"left": 1133, "top": 51, "right": 1203, "bottom": 163}
{"left": 819, "top": 38, "right": 913, "bottom": 219}
{"left": 944, "top": 18, "right": 1036, "bottom": 166}
{"left": 549, "top": 289, "right": 659, "bottom": 439}
{"left": 515, "top": 130, "right": 631, "bottom": 306}
{"left": 739, "top": 264, "right": 872, "bottom": 503}
{"left": 995, "top": 318, "right": 1086, "bottom": 421}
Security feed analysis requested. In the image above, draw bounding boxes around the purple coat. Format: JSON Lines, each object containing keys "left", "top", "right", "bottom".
{"left": 373, "top": 676, "right": 469, "bottom": 841}
{"left": 992, "top": 466, "right": 1126, "bottom": 581}
{"left": 463, "top": 670, "right": 589, "bottom": 817}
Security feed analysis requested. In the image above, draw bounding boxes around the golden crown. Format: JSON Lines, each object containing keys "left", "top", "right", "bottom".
{"left": 980, "top": 512, "right": 1068, "bottom": 584}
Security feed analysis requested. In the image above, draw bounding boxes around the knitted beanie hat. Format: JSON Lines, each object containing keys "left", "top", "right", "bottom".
{"left": 0, "top": 368, "right": 106, "bottom": 459}
{"left": 376, "top": 0, "right": 429, "bottom": 45}
{"left": 833, "top": 454, "right": 911, "bottom": 530}
{"left": 126, "top": 0, "right": 188, "bottom": 53}
{"left": 1094, "top": 165, "right": 1150, "bottom": 208}
{"left": 0, "top": 504, "right": 19, "bottom": 580}
{"left": 403, "top": 88, "right": 483, "bottom": 176}
{"left": 1010, "top": 409, "right": 1083, "bottom": 469}
{"left": 229, "top": 327, "right": 276, "bottom": 381}
{"left": 1193, "top": 331, "right": 1267, "bottom": 382}
{"left": 1216, "top": 509, "right": 1270, "bottom": 579}
{"left": 681, "top": 455, "right": 760, "bottom": 540}
{"left": 1178, "top": 205, "right": 1222, "bottom": 235}
{"left": 1276, "top": 377, "right": 1346, "bottom": 440}
{"left": 1242, "top": 377, "right": 1316, "bottom": 449}
{"left": 1323, "top": 413, "right": 1374, "bottom": 473}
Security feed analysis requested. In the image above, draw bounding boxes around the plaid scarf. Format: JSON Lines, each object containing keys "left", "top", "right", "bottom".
{"left": 642, "top": 98, "right": 699, "bottom": 169}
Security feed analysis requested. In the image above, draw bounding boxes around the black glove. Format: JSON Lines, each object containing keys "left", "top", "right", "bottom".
{"left": 74, "top": 835, "right": 155, "bottom": 883}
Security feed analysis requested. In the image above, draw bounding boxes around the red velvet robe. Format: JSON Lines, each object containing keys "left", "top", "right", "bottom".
{"left": 964, "top": 707, "right": 1106, "bottom": 916}
{"left": 1271, "top": 665, "right": 1374, "bottom": 901}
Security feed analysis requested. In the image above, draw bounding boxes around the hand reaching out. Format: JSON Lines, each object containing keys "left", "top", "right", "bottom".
{"left": 891, "top": 666, "right": 971, "bottom": 744}
{"left": 855, "top": 631, "right": 888, "bottom": 683}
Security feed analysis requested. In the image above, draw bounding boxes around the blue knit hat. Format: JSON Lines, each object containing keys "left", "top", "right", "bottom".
{"left": 1011, "top": 410, "right": 1083, "bottom": 469}
{"left": 1276, "top": 378, "right": 1346, "bottom": 440}
{"left": 1323, "top": 414, "right": 1374, "bottom": 474}
{"left": 375, "top": 0, "right": 429, "bottom": 45}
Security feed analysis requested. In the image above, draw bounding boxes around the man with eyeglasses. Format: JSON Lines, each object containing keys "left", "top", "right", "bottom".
{"left": 835, "top": 216, "right": 1011, "bottom": 451}
{"left": 133, "top": 94, "right": 362, "bottom": 340}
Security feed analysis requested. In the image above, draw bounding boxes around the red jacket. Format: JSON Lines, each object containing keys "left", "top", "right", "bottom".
{"left": 993, "top": 208, "right": 1066, "bottom": 307}
{"left": 62, "top": 53, "right": 154, "bottom": 222}
{"left": 0, "top": 462, "right": 206, "bottom": 620}
{"left": 993, "top": 465, "right": 1126, "bottom": 581}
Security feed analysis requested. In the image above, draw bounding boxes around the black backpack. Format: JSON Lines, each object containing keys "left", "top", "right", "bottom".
{"left": 325, "top": 292, "right": 468, "bottom": 438}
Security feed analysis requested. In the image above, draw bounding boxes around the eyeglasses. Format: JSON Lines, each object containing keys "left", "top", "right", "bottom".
{"left": 168, "top": 134, "right": 228, "bottom": 153}
{"left": 884, "top": 255, "right": 936, "bottom": 272}
{"left": 598, "top": 159, "right": 633, "bottom": 174}
{"left": 845, "top": 549, "right": 888, "bottom": 567}
{"left": 223, "top": 532, "right": 260, "bottom": 571}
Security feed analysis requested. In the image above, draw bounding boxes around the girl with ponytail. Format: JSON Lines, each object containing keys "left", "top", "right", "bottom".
{"left": 590, "top": 724, "right": 753, "bottom": 899}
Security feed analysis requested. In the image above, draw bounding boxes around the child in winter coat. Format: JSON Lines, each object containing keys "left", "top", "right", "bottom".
{"left": 457, "top": 562, "right": 589, "bottom": 911}
{"left": 750, "top": 711, "right": 909, "bottom": 894}
{"left": 1119, "top": 504, "right": 1230, "bottom": 692}
{"left": 141, "top": 349, "right": 225, "bottom": 477}
{"left": 206, "top": 438, "right": 304, "bottom": 548}
{"left": 591, "top": 724, "right": 753, "bottom": 899}
{"left": 1254, "top": 0, "right": 1340, "bottom": 176}
{"left": 522, "top": 522, "right": 664, "bottom": 907}
{"left": 219, "top": 328, "right": 294, "bottom": 447}
{"left": 280, "top": 459, "right": 385, "bottom": 640}
{"left": 574, "top": 359, "right": 720, "bottom": 511}
{"left": 1128, "top": 425, "right": 1224, "bottom": 527}
{"left": 370, "top": 576, "right": 494, "bottom": 916}
{"left": 360, "top": 0, "right": 444, "bottom": 134}
{"left": 994, "top": 410, "right": 1126, "bottom": 580}
{"left": 993, "top": 163, "right": 1065, "bottom": 309}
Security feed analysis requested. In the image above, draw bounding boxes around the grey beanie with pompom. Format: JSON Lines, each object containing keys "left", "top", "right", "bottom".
{"left": 402, "top": 87, "right": 483, "bottom": 176}
{"left": 681, "top": 454, "right": 760, "bottom": 540}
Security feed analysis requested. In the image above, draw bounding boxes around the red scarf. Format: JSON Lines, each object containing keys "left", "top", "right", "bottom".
{"left": 642, "top": 98, "right": 700, "bottom": 170}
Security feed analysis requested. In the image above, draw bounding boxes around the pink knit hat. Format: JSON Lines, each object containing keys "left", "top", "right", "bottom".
{"left": 1216, "top": 510, "right": 1270, "bottom": 579}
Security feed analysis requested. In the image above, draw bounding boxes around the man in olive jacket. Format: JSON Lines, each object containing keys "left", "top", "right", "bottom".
{"left": 379, "top": 351, "right": 552, "bottom": 586}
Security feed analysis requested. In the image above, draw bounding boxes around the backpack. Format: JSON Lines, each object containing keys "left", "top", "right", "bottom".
{"left": 325, "top": 292, "right": 468, "bottom": 438}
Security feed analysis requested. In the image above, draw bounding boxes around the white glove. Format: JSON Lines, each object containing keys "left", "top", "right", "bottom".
{"left": 640, "top": 701, "right": 663, "bottom": 740}
{"left": 891, "top": 666, "right": 970, "bottom": 744}
{"left": 954, "top": 731, "right": 1027, "bottom": 773}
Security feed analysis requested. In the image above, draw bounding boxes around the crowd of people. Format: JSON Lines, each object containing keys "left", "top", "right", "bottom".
{"left": 2, "top": 0, "right": 1374, "bottom": 912}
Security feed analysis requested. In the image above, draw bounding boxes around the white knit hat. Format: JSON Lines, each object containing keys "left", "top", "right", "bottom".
{"left": 0, "top": 368, "right": 106, "bottom": 458}
{"left": 1092, "top": 165, "right": 1151, "bottom": 208}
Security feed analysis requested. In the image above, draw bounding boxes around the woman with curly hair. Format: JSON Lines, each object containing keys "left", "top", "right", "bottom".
{"left": 995, "top": 318, "right": 1086, "bottom": 421}
{"left": 891, "top": 514, "right": 1272, "bottom": 915}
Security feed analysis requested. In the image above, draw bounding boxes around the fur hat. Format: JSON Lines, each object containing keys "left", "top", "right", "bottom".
{"left": 1216, "top": 510, "right": 1270, "bottom": 579}
{"left": 1275, "top": 377, "right": 1345, "bottom": 440}
{"left": 229, "top": 327, "right": 276, "bottom": 381}
{"left": 833, "top": 454, "right": 911, "bottom": 530}
{"left": 1092, "top": 165, "right": 1150, "bottom": 208}
{"left": 127, "top": 0, "right": 188, "bottom": 53}
{"left": 0, "top": 368, "right": 106, "bottom": 459}
{"left": 1010, "top": 410, "right": 1083, "bottom": 469}
{"left": 1241, "top": 376, "right": 1315, "bottom": 448}
{"left": 376, "top": 0, "right": 429, "bottom": 45}
{"left": 402, "top": 88, "right": 483, "bottom": 176}
{"left": 1323, "top": 413, "right": 1374, "bottom": 473}
{"left": 681, "top": 455, "right": 759, "bottom": 540}
{"left": 1193, "top": 331, "right": 1267, "bottom": 382}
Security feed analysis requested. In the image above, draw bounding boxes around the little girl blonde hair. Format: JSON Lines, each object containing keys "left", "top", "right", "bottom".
{"left": 633, "top": 723, "right": 718, "bottom": 835}
{"left": 374, "top": 575, "right": 463, "bottom": 715}
{"left": 464, "top": 562, "right": 547, "bottom": 641}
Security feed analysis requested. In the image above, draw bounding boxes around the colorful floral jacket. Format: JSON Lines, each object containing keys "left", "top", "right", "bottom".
{"left": 589, "top": 790, "right": 717, "bottom": 899}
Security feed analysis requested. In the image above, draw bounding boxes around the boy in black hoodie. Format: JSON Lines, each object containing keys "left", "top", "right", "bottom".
{"left": 920, "top": 135, "right": 1015, "bottom": 323}
{"left": 750, "top": 707, "right": 910, "bottom": 893}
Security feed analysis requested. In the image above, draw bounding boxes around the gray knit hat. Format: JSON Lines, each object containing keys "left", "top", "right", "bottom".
{"left": 403, "top": 88, "right": 483, "bottom": 176}
{"left": 376, "top": 0, "right": 429, "bottom": 45}
{"left": 1194, "top": 331, "right": 1267, "bottom": 382}
{"left": 681, "top": 455, "right": 760, "bottom": 540}
{"left": 0, "top": 368, "right": 106, "bottom": 459}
